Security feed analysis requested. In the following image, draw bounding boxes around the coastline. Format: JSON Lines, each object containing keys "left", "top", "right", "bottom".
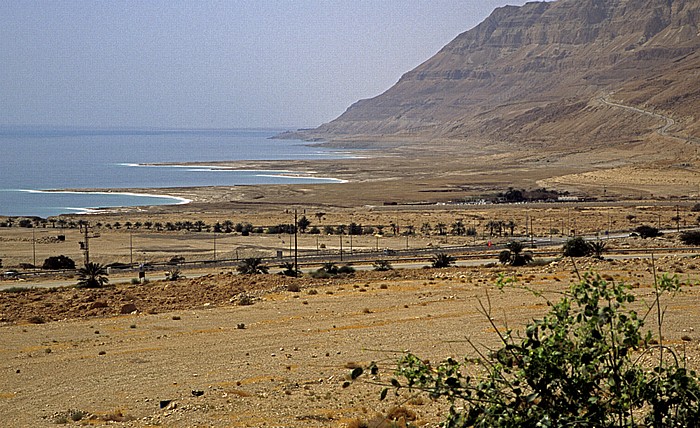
{"left": 1, "top": 189, "right": 191, "bottom": 218}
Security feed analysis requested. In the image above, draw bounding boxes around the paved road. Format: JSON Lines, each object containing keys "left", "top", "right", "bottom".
{"left": 4, "top": 248, "right": 700, "bottom": 291}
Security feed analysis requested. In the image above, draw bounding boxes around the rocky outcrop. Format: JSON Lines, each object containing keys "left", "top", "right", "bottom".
{"left": 301, "top": 0, "right": 700, "bottom": 145}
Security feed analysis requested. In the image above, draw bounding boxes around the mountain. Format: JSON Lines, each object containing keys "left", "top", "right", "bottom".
{"left": 300, "top": 0, "right": 700, "bottom": 148}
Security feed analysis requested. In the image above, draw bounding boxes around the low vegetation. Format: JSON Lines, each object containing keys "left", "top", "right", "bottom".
{"left": 431, "top": 253, "right": 455, "bottom": 268}
{"left": 498, "top": 241, "right": 533, "bottom": 266}
{"left": 369, "top": 272, "right": 700, "bottom": 427}
{"left": 237, "top": 257, "right": 269, "bottom": 275}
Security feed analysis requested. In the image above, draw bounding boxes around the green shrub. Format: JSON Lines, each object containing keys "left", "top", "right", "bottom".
{"left": 562, "top": 236, "right": 591, "bottom": 257}
{"left": 338, "top": 265, "right": 356, "bottom": 274}
{"left": 381, "top": 273, "right": 700, "bottom": 427}
{"left": 680, "top": 230, "right": 700, "bottom": 246}
{"left": 237, "top": 257, "right": 269, "bottom": 275}
{"left": 42, "top": 255, "right": 75, "bottom": 270}
{"left": 373, "top": 260, "right": 394, "bottom": 271}
{"left": 431, "top": 253, "right": 455, "bottom": 268}
{"left": 279, "top": 262, "right": 301, "bottom": 277}
{"left": 635, "top": 224, "right": 662, "bottom": 239}
{"left": 311, "top": 262, "right": 354, "bottom": 277}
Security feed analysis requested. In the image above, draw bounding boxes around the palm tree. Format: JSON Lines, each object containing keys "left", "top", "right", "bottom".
{"left": 435, "top": 223, "right": 447, "bottom": 236}
{"left": 421, "top": 222, "right": 432, "bottom": 236}
{"left": 486, "top": 220, "right": 498, "bottom": 237}
{"left": 297, "top": 215, "right": 311, "bottom": 233}
{"left": 76, "top": 262, "right": 109, "bottom": 288}
{"left": 280, "top": 262, "right": 300, "bottom": 277}
{"left": 431, "top": 253, "right": 455, "bottom": 268}
{"left": 498, "top": 241, "right": 533, "bottom": 266}
{"left": 237, "top": 257, "right": 269, "bottom": 275}
{"left": 373, "top": 260, "right": 393, "bottom": 271}
{"left": 506, "top": 220, "right": 517, "bottom": 236}
{"left": 589, "top": 241, "right": 607, "bottom": 259}
{"left": 451, "top": 220, "right": 466, "bottom": 236}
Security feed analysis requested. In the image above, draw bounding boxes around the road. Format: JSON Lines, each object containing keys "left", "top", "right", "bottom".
{"left": 599, "top": 94, "right": 699, "bottom": 145}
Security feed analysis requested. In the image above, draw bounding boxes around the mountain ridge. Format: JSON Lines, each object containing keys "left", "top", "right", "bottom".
{"left": 298, "top": 0, "right": 700, "bottom": 148}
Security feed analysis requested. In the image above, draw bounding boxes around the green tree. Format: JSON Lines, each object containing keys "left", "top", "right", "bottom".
{"left": 237, "top": 257, "right": 269, "bottom": 275}
{"left": 76, "top": 262, "right": 109, "bottom": 288}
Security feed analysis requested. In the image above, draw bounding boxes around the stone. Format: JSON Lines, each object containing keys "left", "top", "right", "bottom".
{"left": 120, "top": 303, "right": 138, "bottom": 314}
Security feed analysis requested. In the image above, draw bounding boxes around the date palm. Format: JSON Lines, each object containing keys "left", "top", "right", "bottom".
{"left": 76, "top": 262, "right": 109, "bottom": 288}
{"left": 237, "top": 257, "right": 269, "bottom": 275}
{"left": 431, "top": 253, "right": 455, "bottom": 268}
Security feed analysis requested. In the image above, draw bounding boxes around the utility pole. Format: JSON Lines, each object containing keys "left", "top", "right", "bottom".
{"left": 294, "top": 209, "right": 298, "bottom": 274}
{"left": 339, "top": 234, "right": 343, "bottom": 262}
{"left": 677, "top": 205, "right": 681, "bottom": 232}
{"left": 80, "top": 222, "right": 90, "bottom": 264}
{"left": 32, "top": 228, "right": 36, "bottom": 268}
{"left": 213, "top": 233, "right": 217, "bottom": 261}
{"left": 129, "top": 231, "right": 133, "bottom": 266}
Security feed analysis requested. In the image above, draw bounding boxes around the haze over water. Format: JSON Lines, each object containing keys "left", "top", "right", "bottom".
{"left": 0, "top": 127, "right": 345, "bottom": 218}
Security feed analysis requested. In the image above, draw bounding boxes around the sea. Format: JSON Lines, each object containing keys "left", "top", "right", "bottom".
{"left": 0, "top": 127, "right": 346, "bottom": 218}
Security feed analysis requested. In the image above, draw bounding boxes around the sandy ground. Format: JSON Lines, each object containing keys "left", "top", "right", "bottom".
{"left": 3, "top": 254, "right": 700, "bottom": 427}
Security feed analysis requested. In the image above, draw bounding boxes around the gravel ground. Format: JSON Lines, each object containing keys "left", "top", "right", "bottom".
{"left": 2, "top": 259, "right": 700, "bottom": 427}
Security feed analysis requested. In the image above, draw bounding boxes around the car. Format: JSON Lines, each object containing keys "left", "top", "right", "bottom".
{"left": 3, "top": 270, "right": 19, "bottom": 279}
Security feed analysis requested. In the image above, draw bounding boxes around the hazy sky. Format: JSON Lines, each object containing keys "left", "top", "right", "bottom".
{"left": 1, "top": 1, "right": 533, "bottom": 129}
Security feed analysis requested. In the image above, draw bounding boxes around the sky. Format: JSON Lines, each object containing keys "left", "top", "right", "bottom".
{"left": 0, "top": 1, "right": 534, "bottom": 129}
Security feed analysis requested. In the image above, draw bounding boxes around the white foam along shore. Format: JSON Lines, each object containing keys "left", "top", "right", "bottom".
{"left": 19, "top": 189, "right": 191, "bottom": 214}
{"left": 121, "top": 163, "right": 348, "bottom": 183}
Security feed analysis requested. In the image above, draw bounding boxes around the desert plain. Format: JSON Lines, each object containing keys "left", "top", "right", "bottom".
{"left": 2, "top": 132, "right": 700, "bottom": 427}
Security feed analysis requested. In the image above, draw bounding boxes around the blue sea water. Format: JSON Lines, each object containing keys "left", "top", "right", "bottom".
{"left": 0, "top": 127, "right": 343, "bottom": 218}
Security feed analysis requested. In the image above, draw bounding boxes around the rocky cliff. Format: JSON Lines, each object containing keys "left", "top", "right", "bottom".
{"left": 302, "top": 0, "right": 700, "bottom": 147}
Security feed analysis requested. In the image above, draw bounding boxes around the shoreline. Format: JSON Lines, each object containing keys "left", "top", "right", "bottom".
{"left": 2, "top": 189, "right": 192, "bottom": 218}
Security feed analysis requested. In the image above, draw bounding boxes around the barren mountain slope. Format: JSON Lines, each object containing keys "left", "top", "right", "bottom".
{"left": 302, "top": 0, "right": 700, "bottom": 148}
